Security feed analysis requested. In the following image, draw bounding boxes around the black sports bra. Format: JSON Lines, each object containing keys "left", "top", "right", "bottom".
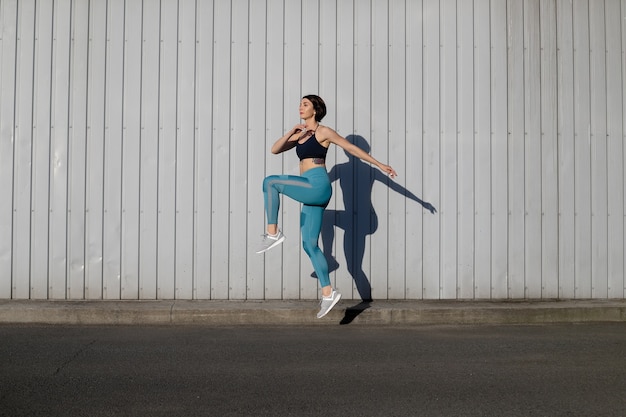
{"left": 296, "top": 134, "right": 329, "bottom": 161}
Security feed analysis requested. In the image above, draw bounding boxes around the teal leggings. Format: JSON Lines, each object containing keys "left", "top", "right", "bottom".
{"left": 263, "top": 167, "right": 332, "bottom": 287}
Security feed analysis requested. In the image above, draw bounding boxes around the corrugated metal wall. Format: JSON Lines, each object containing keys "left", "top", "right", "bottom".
{"left": 1, "top": 0, "right": 625, "bottom": 301}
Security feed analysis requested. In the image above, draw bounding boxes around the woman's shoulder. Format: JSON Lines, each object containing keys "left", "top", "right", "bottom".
{"left": 315, "top": 124, "right": 338, "bottom": 138}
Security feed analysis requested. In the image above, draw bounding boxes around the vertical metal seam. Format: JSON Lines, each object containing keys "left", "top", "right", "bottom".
{"left": 622, "top": 0, "right": 626, "bottom": 298}
{"left": 173, "top": 0, "right": 180, "bottom": 299}
{"left": 119, "top": 0, "right": 127, "bottom": 299}
{"left": 584, "top": 0, "right": 591, "bottom": 299}
{"left": 155, "top": 0, "right": 162, "bottom": 298}
{"left": 208, "top": 0, "right": 215, "bottom": 300}
{"left": 29, "top": 0, "right": 38, "bottom": 299}
{"left": 83, "top": 0, "right": 92, "bottom": 299}
{"left": 572, "top": 0, "right": 577, "bottom": 298}
{"left": 192, "top": 0, "right": 197, "bottom": 300}
{"left": 244, "top": 0, "right": 250, "bottom": 300}
{"left": 66, "top": 0, "right": 75, "bottom": 299}
{"left": 488, "top": 0, "right": 493, "bottom": 299}
{"left": 100, "top": 0, "right": 108, "bottom": 299}
{"left": 420, "top": 0, "right": 425, "bottom": 299}
{"left": 137, "top": 0, "right": 144, "bottom": 299}
{"left": 538, "top": 0, "right": 543, "bottom": 299}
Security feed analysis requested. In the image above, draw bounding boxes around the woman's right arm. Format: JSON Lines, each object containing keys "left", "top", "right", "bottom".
{"left": 271, "top": 124, "right": 304, "bottom": 154}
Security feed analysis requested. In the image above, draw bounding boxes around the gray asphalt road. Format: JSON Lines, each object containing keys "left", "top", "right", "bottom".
{"left": 1, "top": 323, "right": 625, "bottom": 417}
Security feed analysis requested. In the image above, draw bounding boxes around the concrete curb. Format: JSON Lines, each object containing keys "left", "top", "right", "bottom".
{"left": 1, "top": 299, "right": 625, "bottom": 326}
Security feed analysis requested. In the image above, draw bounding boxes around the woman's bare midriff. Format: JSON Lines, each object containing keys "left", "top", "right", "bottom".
{"left": 299, "top": 158, "right": 325, "bottom": 174}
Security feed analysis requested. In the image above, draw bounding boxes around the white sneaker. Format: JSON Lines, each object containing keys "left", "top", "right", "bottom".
{"left": 255, "top": 230, "right": 285, "bottom": 254}
{"left": 317, "top": 290, "right": 341, "bottom": 318}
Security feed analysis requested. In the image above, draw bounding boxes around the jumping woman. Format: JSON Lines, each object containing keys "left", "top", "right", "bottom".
{"left": 256, "top": 95, "right": 397, "bottom": 318}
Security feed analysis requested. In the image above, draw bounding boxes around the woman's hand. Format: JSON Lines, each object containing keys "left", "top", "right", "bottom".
{"left": 379, "top": 164, "right": 397, "bottom": 179}
{"left": 291, "top": 124, "right": 306, "bottom": 135}
{"left": 272, "top": 125, "right": 305, "bottom": 154}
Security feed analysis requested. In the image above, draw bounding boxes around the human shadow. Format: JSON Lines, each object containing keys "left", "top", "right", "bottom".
{"left": 316, "top": 135, "right": 436, "bottom": 323}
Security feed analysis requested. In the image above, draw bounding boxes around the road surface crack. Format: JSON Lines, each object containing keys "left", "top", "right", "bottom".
{"left": 53, "top": 339, "right": 97, "bottom": 376}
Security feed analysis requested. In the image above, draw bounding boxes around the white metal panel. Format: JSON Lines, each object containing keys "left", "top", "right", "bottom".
{"left": 246, "top": 0, "right": 268, "bottom": 299}
{"left": 473, "top": 0, "right": 491, "bottom": 299}
{"left": 102, "top": 0, "right": 124, "bottom": 300}
{"left": 48, "top": 0, "right": 72, "bottom": 300}
{"left": 194, "top": 0, "right": 214, "bottom": 300}
{"left": 158, "top": 0, "right": 179, "bottom": 299}
{"left": 620, "top": 0, "right": 626, "bottom": 299}
{"left": 120, "top": 0, "right": 142, "bottom": 300}
{"left": 456, "top": 0, "right": 475, "bottom": 300}
{"left": 589, "top": 0, "right": 608, "bottom": 298}
{"left": 47, "top": 0, "right": 71, "bottom": 300}
{"left": 210, "top": 0, "right": 232, "bottom": 299}
{"left": 139, "top": 0, "right": 161, "bottom": 299}
{"left": 66, "top": 0, "right": 90, "bottom": 300}
{"left": 523, "top": 0, "right": 542, "bottom": 298}
{"left": 610, "top": 0, "right": 626, "bottom": 298}
{"left": 263, "top": 0, "right": 285, "bottom": 300}
{"left": 440, "top": 0, "right": 458, "bottom": 299}
{"left": 85, "top": 0, "right": 107, "bottom": 299}
{"left": 404, "top": 0, "right": 425, "bottom": 300}
{"left": 573, "top": 0, "right": 592, "bottom": 298}
{"left": 622, "top": 0, "right": 626, "bottom": 299}
{"left": 422, "top": 0, "right": 441, "bottom": 299}
{"left": 556, "top": 0, "right": 576, "bottom": 298}
{"left": 489, "top": 0, "right": 508, "bottom": 299}
{"left": 0, "top": 0, "right": 17, "bottom": 299}
{"left": 318, "top": 0, "right": 337, "bottom": 113}
{"left": 540, "top": 0, "right": 559, "bottom": 298}
{"left": 606, "top": 0, "right": 624, "bottom": 299}
{"left": 301, "top": 0, "right": 319, "bottom": 95}
{"left": 175, "top": 0, "right": 197, "bottom": 300}
{"left": 507, "top": 0, "right": 525, "bottom": 298}
{"left": 30, "top": 0, "right": 53, "bottom": 300}
{"left": 228, "top": 0, "right": 249, "bottom": 300}
{"left": 12, "top": 0, "right": 36, "bottom": 299}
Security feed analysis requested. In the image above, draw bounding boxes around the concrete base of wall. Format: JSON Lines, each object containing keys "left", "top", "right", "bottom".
{"left": 1, "top": 299, "right": 625, "bottom": 326}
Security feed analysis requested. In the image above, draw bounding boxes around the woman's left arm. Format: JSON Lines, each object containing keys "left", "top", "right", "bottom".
{"left": 323, "top": 127, "right": 398, "bottom": 179}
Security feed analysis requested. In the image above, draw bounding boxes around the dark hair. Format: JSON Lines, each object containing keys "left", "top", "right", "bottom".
{"left": 303, "top": 95, "right": 326, "bottom": 122}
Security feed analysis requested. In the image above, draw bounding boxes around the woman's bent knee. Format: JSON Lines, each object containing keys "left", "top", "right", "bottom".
{"left": 262, "top": 175, "right": 276, "bottom": 191}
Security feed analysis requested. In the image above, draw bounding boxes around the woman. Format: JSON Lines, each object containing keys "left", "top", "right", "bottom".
{"left": 256, "top": 95, "right": 397, "bottom": 318}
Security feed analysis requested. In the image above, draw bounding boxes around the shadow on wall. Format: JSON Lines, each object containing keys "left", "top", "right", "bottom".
{"left": 315, "top": 135, "right": 436, "bottom": 322}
